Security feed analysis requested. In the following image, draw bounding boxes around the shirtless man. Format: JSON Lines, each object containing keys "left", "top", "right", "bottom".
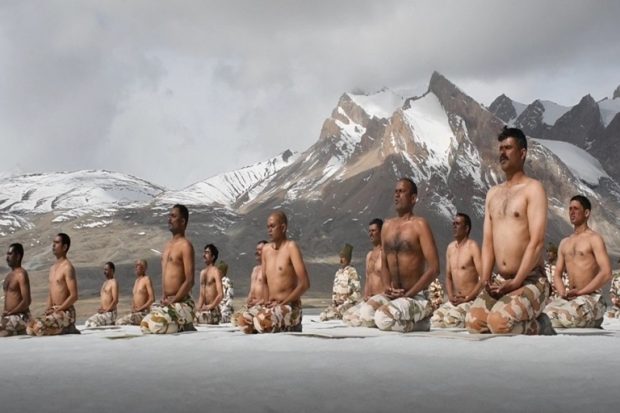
{"left": 342, "top": 219, "right": 385, "bottom": 327}
{"left": 237, "top": 211, "right": 310, "bottom": 333}
{"left": 431, "top": 213, "right": 481, "bottom": 328}
{"left": 543, "top": 196, "right": 612, "bottom": 328}
{"left": 319, "top": 243, "right": 361, "bottom": 321}
{"left": 141, "top": 204, "right": 196, "bottom": 334}
{"left": 0, "top": 243, "right": 31, "bottom": 337}
{"left": 116, "top": 259, "right": 155, "bottom": 325}
{"left": 27, "top": 233, "right": 79, "bottom": 336}
{"left": 84, "top": 262, "right": 119, "bottom": 328}
{"left": 357, "top": 178, "right": 440, "bottom": 332}
{"left": 194, "top": 244, "right": 224, "bottom": 325}
{"left": 465, "top": 127, "right": 554, "bottom": 335}
{"left": 231, "top": 240, "right": 268, "bottom": 326}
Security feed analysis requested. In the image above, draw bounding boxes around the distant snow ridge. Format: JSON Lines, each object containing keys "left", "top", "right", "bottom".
{"left": 159, "top": 150, "right": 298, "bottom": 207}
{"left": 598, "top": 97, "right": 620, "bottom": 127}
{"left": 539, "top": 100, "right": 570, "bottom": 125}
{"left": 347, "top": 88, "right": 405, "bottom": 119}
{"left": 0, "top": 170, "right": 164, "bottom": 214}
{"left": 534, "top": 139, "right": 610, "bottom": 186}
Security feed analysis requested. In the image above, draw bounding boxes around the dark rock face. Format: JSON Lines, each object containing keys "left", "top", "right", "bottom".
{"left": 592, "top": 113, "right": 620, "bottom": 183}
{"left": 489, "top": 94, "right": 517, "bottom": 123}
{"left": 614, "top": 85, "right": 620, "bottom": 100}
{"left": 546, "top": 95, "right": 605, "bottom": 150}
{"left": 515, "top": 100, "right": 549, "bottom": 138}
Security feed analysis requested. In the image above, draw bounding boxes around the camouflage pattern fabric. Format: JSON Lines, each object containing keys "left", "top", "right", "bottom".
{"left": 544, "top": 293, "right": 605, "bottom": 328}
{"left": 427, "top": 278, "right": 445, "bottom": 311}
{"left": 607, "top": 273, "right": 620, "bottom": 318}
{"left": 140, "top": 296, "right": 196, "bottom": 334}
{"left": 342, "top": 301, "right": 365, "bottom": 327}
{"left": 237, "top": 301, "right": 302, "bottom": 334}
{"left": 219, "top": 276, "right": 234, "bottom": 323}
{"left": 195, "top": 307, "right": 222, "bottom": 325}
{"left": 84, "top": 310, "right": 117, "bottom": 328}
{"left": 465, "top": 267, "right": 550, "bottom": 335}
{"left": 0, "top": 311, "right": 31, "bottom": 336}
{"left": 27, "top": 306, "right": 77, "bottom": 336}
{"left": 231, "top": 305, "right": 248, "bottom": 327}
{"left": 319, "top": 265, "right": 361, "bottom": 321}
{"left": 115, "top": 309, "right": 149, "bottom": 326}
{"left": 431, "top": 301, "right": 472, "bottom": 328}
{"left": 354, "top": 293, "right": 433, "bottom": 332}
{"left": 544, "top": 263, "right": 570, "bottom": 299}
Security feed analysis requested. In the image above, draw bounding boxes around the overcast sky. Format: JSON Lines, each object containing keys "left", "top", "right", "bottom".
{"left": 0, "top": 1, "right": 618, "bottom": 189}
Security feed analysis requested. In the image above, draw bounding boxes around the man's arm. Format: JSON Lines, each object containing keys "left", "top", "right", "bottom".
{"left": 6, "top": 271, "right": 31, "bottom": 315}
{"left": 480, "top": 190, "right": 496, "bottom": 291}
{"left": 501, "top": 181, "right": 547, "bottom": 293}
{"left": 57, "top": 265, "right": 78, "bottom": 311}
{"left": 404, "top": 219, "right": 440, "bottom": 298}
{"left": 464, "top": 241, "right": 483, "bottom": 302}
{"left": 445, "top": 246, "right": 456, "bottom": 302}
{"left": 379, "top": 225, "right": 393, "bottom": 292}
{"left": 574, "top": 235, "right": 612, "bottom": 296}
{"left": 172, "top": 241, "right": 195, "bottom": 303}
{"left": 553, "top": 240, "right": 568, "bottom": 297}
{"left": 363, "top": 252, "right": 372, "bottom": 299}
{"left": 196, "top": 271, "right": 206, "bottom": 309}
{"left": 280, "top": 241, "right": 310, "bottom": 305}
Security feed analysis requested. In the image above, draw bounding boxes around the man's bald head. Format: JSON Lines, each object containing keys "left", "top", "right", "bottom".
{"left": 269, "top": 210, "right": 288, "bottom": 226}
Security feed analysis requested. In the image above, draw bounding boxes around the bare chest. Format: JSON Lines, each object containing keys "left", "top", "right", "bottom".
{"left": 490, "top": 187, "right": 527, "bottom": 221}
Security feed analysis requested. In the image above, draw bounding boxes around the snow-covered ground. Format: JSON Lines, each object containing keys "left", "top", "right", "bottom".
{"left": 2, "top": 315, "right": 619, "bottom": 413}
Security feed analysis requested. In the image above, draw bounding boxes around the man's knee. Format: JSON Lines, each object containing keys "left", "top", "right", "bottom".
{"left": 487, "top": 311, "right": 512, "bottom": 334}
{"left": 374, "top": 305, "right": 396, "bottom": 331}
{"left": 465, "top": 310, "right": 487, "bottom": 333}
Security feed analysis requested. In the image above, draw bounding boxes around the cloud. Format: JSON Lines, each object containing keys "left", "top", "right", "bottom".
{"left": 0, "top": 0, "right": 618, "bottom": 188}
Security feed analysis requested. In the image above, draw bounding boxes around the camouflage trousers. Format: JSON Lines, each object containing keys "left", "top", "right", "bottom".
{"left": 115, "top": 309, "right": 149, "bottom": 326}
{"left": 220, "top": 304, "right": 234, "bottom": 324}
{"left": 431, "top": 301, "right": 472, "bottom": 328}
{"left": 319, "top": 300, "right": 357, "bottom": 322}
{"left": 355, "top": 293, "right": 433, "bottom": 332}
{"left": 465, "top": 270, "right": 550, "bottom": 335}
{"left": 0, "top": 311, "right": 31, "bottom": 336}
{"left": 195, "top": 307, "right": 221, "bottom": 325}
{"left": 237, "top": 301, "right": 302, "bottom": 334}
{"left": 140, "top": 296, "right": 196, "bottom": 334}
{"left": 607, "top": 306, "right": 620, "bottom": 318}
{"left": 342, "top": 301, "right": 367, "bottom": 327}
{"left": 27, "top": 306, "right": 77, "bottom": 336}
{"left": 543, "top": 294, "right": 605, "bottom": 328}
{"left": 84, "top": 310, "right": 117, "bottom": 328}
{"left": 231, "top": 305, "right": 248, "bottom": 327}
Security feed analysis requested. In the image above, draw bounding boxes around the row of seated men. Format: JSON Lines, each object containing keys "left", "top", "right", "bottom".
{"left": 2, "top": 127, "right": 619, "bottom": 336}
{"left": 319, "top": 219, "right": 620, "bottom": 331}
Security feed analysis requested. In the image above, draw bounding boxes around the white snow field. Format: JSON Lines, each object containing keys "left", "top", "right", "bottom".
{"left": 1, "top": 315, "right": 619, "bottom": 413}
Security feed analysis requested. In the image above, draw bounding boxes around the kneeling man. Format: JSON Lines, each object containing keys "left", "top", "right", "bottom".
{"left": 465, "top": 127, "right": 553, "bottom": 335}
{"left": 237, "top": 211, "right": 310, "bottom": 334}
{"left": 543, "top": 196, "right": 611, "bottom": 328}
{"left": 84, "top": 262, "right": 119, "bottom": 327}
{"left": 141, "top": 204, "right": 196, "bottom": 334}
{"left": 0, "top": 243, "right": 31, "bottom": 337}
{"left": 432, "top": 213, "right": 481, "bottom": 328}
{"left": 194, "top": 244, "right": 223, "bottom": 325}
{"left": 28, "top": 233, "right": 79, "bottom": 336}
{"left": 319, "top": 243, "right": 361, "bottom": 321}
{"left": 357, "top": 178, "right": 439, "bottom": 332}
{"left": 116, "top": 259, "right": 154, "bottom": 325}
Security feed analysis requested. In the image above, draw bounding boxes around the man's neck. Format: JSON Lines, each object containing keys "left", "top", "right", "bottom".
{"left": 397, "top": 210, "right": 414, "bottom": 219}
{"left": 273, "top": 237, "right": 287, "bottom": 249}
{"left": 455, "top": 235, "right": 468, "bottom": 247}
{"left": 505, "top": 169, "right": 525, "bottom": 185}
{"left": 574, "top": 222, "right": 589, "bottom": 234}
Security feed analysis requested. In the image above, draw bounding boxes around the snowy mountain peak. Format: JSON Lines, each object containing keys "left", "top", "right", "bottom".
{"left": 489, "top": 94, "right": 527, "bottom": 124}
{"left": 614, "top": 85, "right": 620, "bottom": 99}
{"left": 0, "top": 169, "right": 164, "bottom": 215}
{"left": 157, "top": 150, "right": 299, "bottom": 208}
{"left": 345, "top": 88, "right": 405, "bottom": 120}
